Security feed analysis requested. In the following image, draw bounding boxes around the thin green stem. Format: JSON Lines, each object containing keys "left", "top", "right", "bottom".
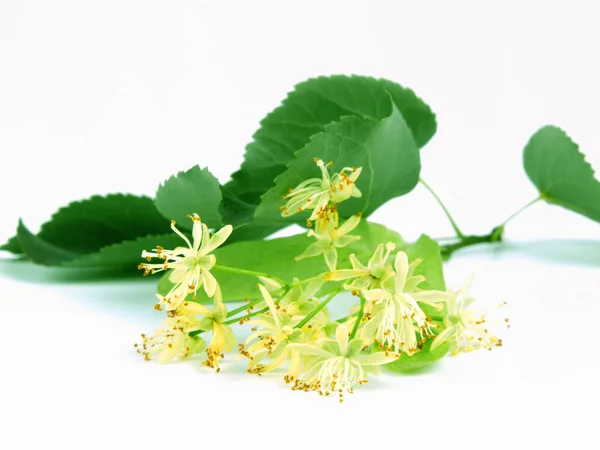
{"left": 225, "top": 297, "right": 264, "bottom": 319}
{"left": 439, "top": 226, "right": 504, "bottom": 260}
{"left": 212, "top": 264, "right": 288, "bottom": 286}
{"left": 224, "top": 287, "right": 288, "bottom": 324}
{"left": 498, "top": 197, "right": 541, "bottom": 228}
{"left": 289, "top": 274, "right": 326, "bottom": 288}
{"left": 349, "top": 294, "right": 366, "bottom": 339}
{"left": 420, "top": 178, "right": 465, "bottom": 239}
{"left": 223, "top": 306, "right": 269, "bottom": 325}
{"left": 295, "top": 289, "right": 341, "bottom": 329}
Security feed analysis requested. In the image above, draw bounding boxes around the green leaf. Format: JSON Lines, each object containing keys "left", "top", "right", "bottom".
{"left": 62, "top": 233, "right": 184, "bottom": 271}
{"left": 154, "top": 166, "right": 222, "bottom": 229}
{"left": 0, "top": 235, "right": 24, "bottom": 254}
{"left": 223, "top": 74, "right": 436, "bottom": 219}
{"left": 16, "top": 220, "right": 80, "bottom": 265}
{"left": 384, "top": 339, "right": 449, "bottom": 374}
{"left": 404, "top": 234, "right": 447, "bottom": 320}
{"left": 158, "top": 221, "right": 403, "bottom": 303}
{"left": 255, "top": 108, "right": 420, "bottom": 224}
{"left": 11, "top": 194, "right": 171, "bottom": 266}
{"left": 524, "top": 125, "right": 600, "bottom": 223}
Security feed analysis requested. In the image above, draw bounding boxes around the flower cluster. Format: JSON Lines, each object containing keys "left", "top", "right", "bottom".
{"left": 284, "top": 159, "right": 363, "bottom": 271}
{"left": 136, "top": 159, "right": 506, "bottom": 401}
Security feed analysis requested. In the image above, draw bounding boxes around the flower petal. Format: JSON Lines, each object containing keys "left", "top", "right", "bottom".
{"left": 403, "top": 275, "right": 426, "bottom": 293}
{"left": 431, "top": 326, "right": 455, "bottom": 351}
{"left": 202, "top": 269, "right": 218, "bottom": 298}
{"left": 363, "top": 289, "right": 390, "bottom": 302}
{"left": 222, "top": 324, "right": 237, "bottom": 353}
{"left": 394, "top": 251, "right": 410, "bottom": 293}
{"left": 323, "top": 246, "right": 338, "bottom": 271}
{"left": 325, "top": 269, "right": 367, "bottom": 281}
{"left": 368, "top": 244, "right": 385, "bottom": 267}
{"left": 178, "top": 301, "right": 211, "bottom": 316}
{"left": 338, "top": 213, "right": 361, "bottom": 236}
{"left": 336, "top": 324, "right": 349, "bottom": 356}
{"left": 352, "top": 352, "right": 398, "bottom": 366}
{"left": 191, "top": 214, "right": 203, "bottom": 251}
{"left": 258, "top": 284, "right": 280, "bottom": 328}
{"left": 287, "top": 343, "right": 335, "bottom": 359}
{"left": 412, "top": 290, "right": 454, "bottom": 305}
{"left": 295, "top": 242, "right": 323, "bottom": 261}
{"left": 200, "top": 224, "right": 233, "bottom": 256}
{"left": 334, "top": 234, "right": 361, "bottom": 248}
{"left": 349, "top": 253, "right": 369, "bottom": 271}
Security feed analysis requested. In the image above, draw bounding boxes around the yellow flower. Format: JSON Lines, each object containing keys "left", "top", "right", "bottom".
{"left": 296, "top": 211, "right": 361, "bottom": 271}
{"left": 325, "top": 242, "right": 396, "bottom": 291}
{"left": 135, "top": 296, "right": 208, "bottom": 364}
{"left": 136, "top": 288, "right": 237, "bottom": 371}
{"left": 241, "top": 285, "right": 307, "bottom": 381}
{"left": 138, "top": 214, "right": 233, "bottom": 311}
{"left": 281, "top": 158, "right": 362, "bottom": 221}
{"left": 361, "top": 251, "right": 453, "bottom": 355}
{"left": 200, "top": 288, "right": 237, "bottom": 371}
{"left": 288, "top": 324, "right": 398, "bottom": 402}
{"left": 431, "top": 276, "right": 506, "bottom": 354}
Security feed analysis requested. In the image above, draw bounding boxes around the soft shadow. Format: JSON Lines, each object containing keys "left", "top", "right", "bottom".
{"left": 0, "top": 258, "right": 150, "bottom": 284}
{"left": 456, "top": 239, "right": 600, "bottom": 267}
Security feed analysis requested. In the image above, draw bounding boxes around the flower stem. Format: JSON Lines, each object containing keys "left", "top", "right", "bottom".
{"left": 289, "top": 274, "right": 326, "bottom": 288}
{"left": 439, "top": 226, "right": 504, "bottom": 260}
{"left": 498, "top": 196, "right": 541, "bottom": 228}
{"left": 223, "top": 287, "right": 288, "bottom": 324}
{"left": 420, "top": 178, "right": 465, "bottom": 239}
{"left": 294, "top": 288, "right": 341, "bottom": 329}
{"left": 438, "top": 196, "right": 541, "bottom": 259}
{"left": 349, "top": 294, "right": 366, "bottom": 339}
{"left": 225, "top": 297, "right": 264, "bottom": 319}
{"left": 212, "top": 265, "right": 288, "bottom": 286}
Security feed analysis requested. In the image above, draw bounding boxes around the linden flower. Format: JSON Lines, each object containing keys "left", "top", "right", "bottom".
{"left": 325, "top": 241, "right": 396, "bottom": 291}
{"left": 431, "top": 276, "right": 505, "bottom": 354}
{"left": 296, "top": 212, "right": 361, "bottom": 271}
{"left": 362, "top": 251, "right": 453, "bottom": 355}
{"left": 138, "top": 213, "right": 233, "bottom": 311}
{"left": 135, "top": 297, "right": 207, "bottom": 364}
{"left": 198, "top": 291, "right": 238, "bottom": 371}
{"left": 281, "top": 158, "right": 362, "bottom": 221}
{"left": 136, "top": 293, "right": 236, "bottom": 371}
{"left": 255, "top": 277, "right": 329, "bottom": 343}
{"left": 288, "top": 324, "right": 398, "bottom": 402}
{"left": 241, "top": 285, "right": 305, "bottom": 381}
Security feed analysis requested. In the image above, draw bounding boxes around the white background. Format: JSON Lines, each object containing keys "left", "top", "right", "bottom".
{"left": 1, "top": 1, "right": 600, "bottom": 449}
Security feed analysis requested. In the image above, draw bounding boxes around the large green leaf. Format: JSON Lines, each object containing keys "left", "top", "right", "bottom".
{"left": 224, "top": 74, "right": 436, "bottom": 209}
{"left": 62, "top": 233, "right": 184, "bottom": 270}
{"left": 8, "top": 194, "right": 172, "bottom": 265}
{"left": 0, "top": 235, "right": 24, "bottom": 254}
{"left": 524, "top": 125, "right": 600, "bottom": 223}
{"left": 255, "top": 107, "right": 420, "bottom": 224}
{"left": 157, "top": 221, "right": 403, "bottom": 303}
{"left": 16, "top": 220, "right": 81, "bottom": 265}
{"left": 154, "top": 166, "right": 223, "bottom": 230}
{"left": 384, "top": 339, "right": 449, "bottom": 374}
